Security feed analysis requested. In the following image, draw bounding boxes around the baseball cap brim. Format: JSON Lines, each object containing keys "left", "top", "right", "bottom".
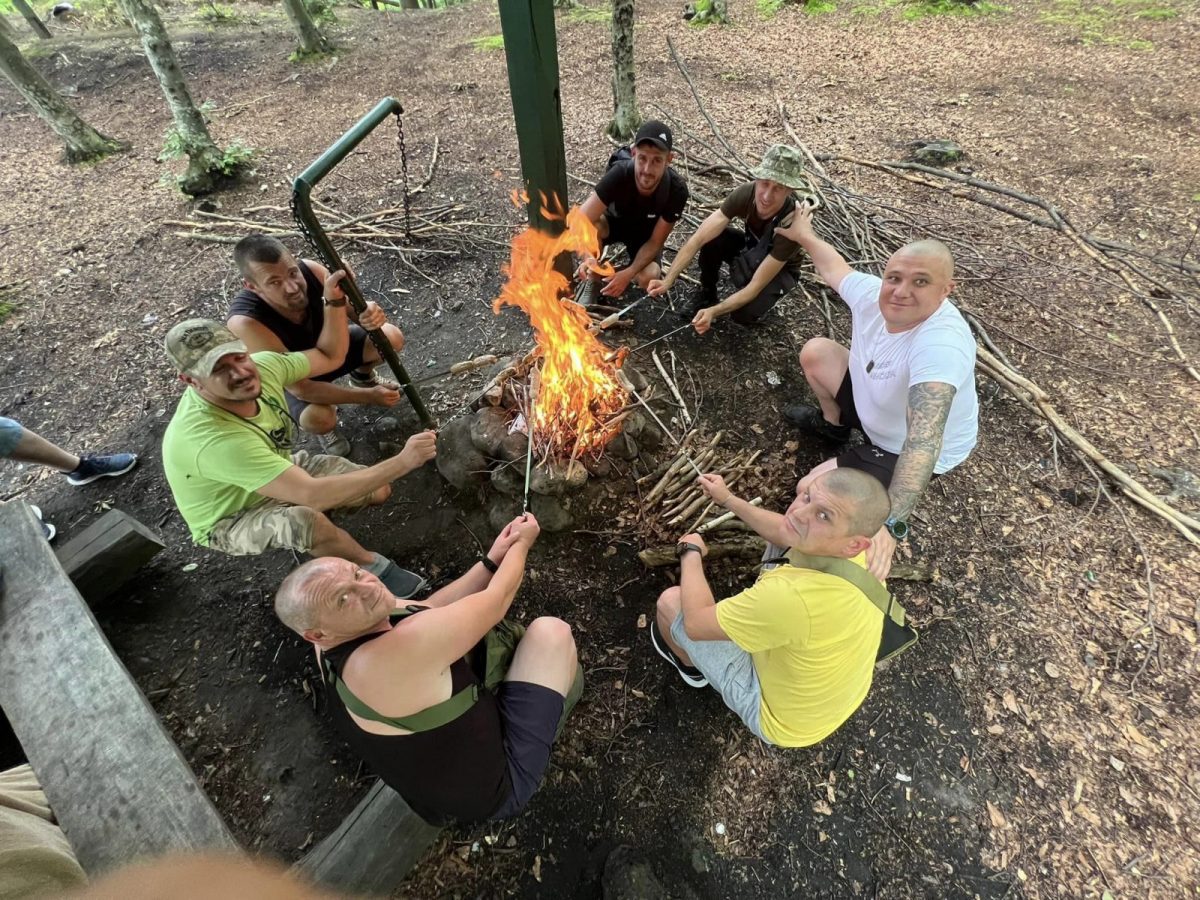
{"left": 635, "top": 135, "right": 670, "bottom": 151}
{"left": 190, "top": 339, "right": 248, "bottom": 378}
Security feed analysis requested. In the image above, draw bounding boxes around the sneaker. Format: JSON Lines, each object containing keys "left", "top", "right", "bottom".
{"left": 29, "top": 504, "right": 55, "bottom": 542}
{"left": 649, "top": 619, "right": 708, "bottom": 688}
{"left": 579, "top": 276, "right": 601, "bottom": 309}
{"left": 378, "top": 560, "right": 429, "bottom": 599}
{"left": 782, "top": 404, "right": 851, "bottom": 443}
{"left": 65, "top": 452, "right": 138, "bottom": 486}
{"left": 317, "top": 430, "right": 352, "bottom": 458}
{"left": 349, "top": 369, "right": 399, "bottom": 391}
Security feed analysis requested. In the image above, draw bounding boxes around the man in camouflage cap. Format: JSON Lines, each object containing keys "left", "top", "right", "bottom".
{"left": 161, "top": 279, "right": 436, "bottom": 598}
{"left": 649, "top": 144, "right": 818, "bottom": 333}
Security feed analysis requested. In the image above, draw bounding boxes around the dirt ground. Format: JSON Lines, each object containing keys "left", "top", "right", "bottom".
{"left": 1, "top": 0, "right": 1198, "bottom": 897}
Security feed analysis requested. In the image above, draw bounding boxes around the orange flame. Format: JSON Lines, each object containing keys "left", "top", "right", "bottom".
{"left": 494, "top": 198, "right": 628, "bottom": 458}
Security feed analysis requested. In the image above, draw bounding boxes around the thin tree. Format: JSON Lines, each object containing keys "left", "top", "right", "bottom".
{"left": 281, "top": 0, "right": 331, "bottom": 56}
{"left": 12, "top": 0, "right": 51, "bottom": 39}
{"left": 116, "top": 0, "right": 238, "bottom": 195}
{"left": 0, "top": 28, "right": 125, "bottom": 162}
{"left": 606, "top": 0, "right": 639, "bottom": 140}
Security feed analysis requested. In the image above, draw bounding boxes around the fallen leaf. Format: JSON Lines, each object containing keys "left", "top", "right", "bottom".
{"left": 1109, "top": 756, "right": 1125, "bottom": 772}
{"left": 181, "top": 563, "right": 198, "bottom": 572}
{"left": 812, "top": 800, "right": 833, "bottom": 816}
{"left": 532, "top": 855, "right": 542, "bottom": 882}
{"left": 987, "top": 801, "right": 1007, "bottom": 829}
{"left": 1044, "top": 661, "right": 1062, "bottom": 678}
{"left": 1002, "top": 689, "right": 1020, "bottom": 715}
{"left": 1125, "top": 724, "right": 1160, "bottom": 755}
{"left": 986, "top": 724, "right": 1005, "bottom": 735}
{"left": 636, "top": 613, "right": 647, "bottom": 629}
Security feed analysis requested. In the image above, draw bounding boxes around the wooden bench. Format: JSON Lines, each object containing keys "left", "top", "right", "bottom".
{"left": 54, "top": 508, "right": 165, "bottom": 606}
{"left": 0, "top": 501, "right": 239, "bottom": 873}
{"left": 1, "top": 501, "right": 438, "bottom": 891}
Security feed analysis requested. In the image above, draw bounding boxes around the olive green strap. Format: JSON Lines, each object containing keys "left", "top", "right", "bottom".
{"left": 324, "top": 659, "right": 479, "bottom": 733}
{"left": 783, "top": 550, "right": 903, "bottom": 626}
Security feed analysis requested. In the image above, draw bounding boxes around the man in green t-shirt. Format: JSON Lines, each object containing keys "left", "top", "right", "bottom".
{"left": 161, "top": 271, "right": 437, "bottom": 597}
{"left": 648, "top": 467, "right": 891, "bottom": 747}
{"left": 647, "top": 143, "right": 817, "bottom": 334}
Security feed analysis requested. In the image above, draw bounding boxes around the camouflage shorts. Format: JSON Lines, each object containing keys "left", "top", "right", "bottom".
{"left": 206, "top": 450, "right": 372, "bottom": 556}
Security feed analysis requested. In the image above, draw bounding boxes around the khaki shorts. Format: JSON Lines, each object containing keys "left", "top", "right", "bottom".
{"left": 206, "top": 451, "right": 372, "bottom": 556}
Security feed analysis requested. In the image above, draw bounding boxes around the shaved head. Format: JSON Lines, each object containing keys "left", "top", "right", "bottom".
{"left": 275, "top": 558, "right": 339, "bottom": 635}
{"left": 894, "top": 239, "right": 955, "bottom": 280}
{"left": 822, "top": 468, "right": 891, "bottom": 538}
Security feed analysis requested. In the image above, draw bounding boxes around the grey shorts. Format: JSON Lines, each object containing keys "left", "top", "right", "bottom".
{"left": 206, "top": 451, "right": 370, "bottom": 556}
{"left": 0, "top": 417, "right": 23, "bottom": 457}
{"left": 669, "top": 611, "right": 769, "bottom": 743}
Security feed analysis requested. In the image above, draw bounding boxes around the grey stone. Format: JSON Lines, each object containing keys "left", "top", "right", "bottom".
{"left": 530, "top": 493, "right": 572, "bottom": 532}
{"left": 529, "top": 458, "right": 588, "bottom": 496}
{"left": 374, "top": 416, "right": 400, "bottom": 433}
{"left": 638, "top": 420, "right": 665, "bottom": 452}
{"left": 584, "top": 456, "right": 613, "bottom": 479}
{"left": 494, "top": 431, "right": 530, "bottom": 463}
{"left": 622, "top": 410, "right": 646, "bottom": 440}
{"left": 602, "top": 846, "right": 666, "bottom": 900}
{"left": 487, "top": 495, "right": 524, "bottom": 533}
{"left": 470, "top": 407, "right": 512, "bottom": 456}
{"left": 620, "top": 364, "right": 650, "bottom": 393}
{"left": 377, "top": 440, "right": 402, "bottom": 458}
{"left": 435, "top": 416, "right": 489, "bottom": 490}
{"left": 607, "top": 432, "right": 639, "bottom": 461}
{"left": 909, "top": 139, "right": 965, "bottom": 167}
{"left": 490, "top": 462, "right": 524, "bottom": 496}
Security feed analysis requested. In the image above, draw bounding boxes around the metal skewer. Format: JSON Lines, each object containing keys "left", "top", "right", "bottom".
{"left": 627, "top": 322, "right": 693, "bottom": 355}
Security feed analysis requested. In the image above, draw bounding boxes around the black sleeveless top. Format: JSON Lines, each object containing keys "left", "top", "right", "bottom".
{"left": 321, "top": 612, "right": 511, "bottom": 825}
{"left": 228, "top": 261, "right": 344, "bottom": 384}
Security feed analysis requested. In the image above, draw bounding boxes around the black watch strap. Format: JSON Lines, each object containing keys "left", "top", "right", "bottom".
{"left": 481, "top": 556, "right": 499, "bottom": 574}
{"left": 676, "top": 542, "right": 703, "bottom": 559}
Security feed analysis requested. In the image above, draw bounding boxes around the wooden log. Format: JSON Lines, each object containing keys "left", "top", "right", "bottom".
{"left": 54, "top": 509, "right": 165, "bottom": 607}
{"left": 294, "top": 781, "right": 439, "bottom": 894}
{"left": 0, "top": 502, "right": 239, "bottom": 874}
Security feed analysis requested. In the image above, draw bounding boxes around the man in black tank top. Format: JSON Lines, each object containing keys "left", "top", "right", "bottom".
{"left": 227, "top": 234, "right": 407, "bottom": 456}
{"left": 274, "top": 513, "right": 583, "bottom": 825}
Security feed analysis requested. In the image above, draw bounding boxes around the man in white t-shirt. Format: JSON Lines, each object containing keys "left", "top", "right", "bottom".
{"left": 774, "top": 206, "right": 978, "bottom": 579}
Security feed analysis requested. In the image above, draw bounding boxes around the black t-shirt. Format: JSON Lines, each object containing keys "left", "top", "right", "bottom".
{"left": 227, "top": 259, "right": 326, "bottom": 351}
{"left": 595, "top": 160, "right": 689, "bottom": 228}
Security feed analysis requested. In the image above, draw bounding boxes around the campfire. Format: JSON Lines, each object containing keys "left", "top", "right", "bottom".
{"left": 435, "top": 195, "right": 665, "bottom": 531}
{"left": 492, "top": 193, "right": 629, "bottom": 461}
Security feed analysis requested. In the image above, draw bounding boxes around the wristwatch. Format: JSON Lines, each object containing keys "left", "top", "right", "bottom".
{"left": 676, "top": 541, "right": 703, "bottom": 559}
{"left": 480, "top": 556, "right": 499, "bottom": 574}
{"left": 884, "top": 516, "right": 910, "bottom": 541}
{"left": 323, "top": 295, "right": 347, "bottom": 308}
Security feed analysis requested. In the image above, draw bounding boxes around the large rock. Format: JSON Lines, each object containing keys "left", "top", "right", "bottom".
{"left": 436, "top": 416, "right": 489, "bottom": 490}
{"left": 470, "top": 407, "right": 512, "bottom": 457}
{"left": 493, "top": 431, "right": 529, "bottom": 463}
{"left": 490, "top": 462, "right": 524, "bottom": 496}
{"left": 530, "top": 493, "right": 572, "bottom": 532}
{"left": 487, "top": 495, "right": 524, "bottom": 533}
{"left": 529, "top": 458, "right": 589, "bottom": 496}
{"left": 607, "top": 432, "right": 639, "bottom": 461}
{"left": 909, "top": 139, "right": 964, "bottom": 167}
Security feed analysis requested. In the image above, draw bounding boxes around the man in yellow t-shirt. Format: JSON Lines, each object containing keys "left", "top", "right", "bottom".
{"left": 650, "top": 468, "right": 891, "bottom": 747}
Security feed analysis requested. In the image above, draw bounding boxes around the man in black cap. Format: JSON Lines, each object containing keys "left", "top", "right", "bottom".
{"left": 576, "top": 120, "right": 689, "bottom": 302}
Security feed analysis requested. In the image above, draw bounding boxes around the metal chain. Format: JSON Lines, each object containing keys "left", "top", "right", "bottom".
{"left": 393, "top": 110, "right": 412, "bottom": 242}
{"left": 290, "top": 193, "right": 322, "bottom": 258}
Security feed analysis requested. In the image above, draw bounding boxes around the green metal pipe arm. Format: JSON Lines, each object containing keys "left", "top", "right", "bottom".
{"left": 292, "top": 97, "right": 435, "bottom": 429}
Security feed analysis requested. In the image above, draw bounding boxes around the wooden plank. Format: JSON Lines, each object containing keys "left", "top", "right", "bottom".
{"left": 55, "top": 508, "right": 165, "bottom": 606}
{"left": 295, "top": 780, "right": 439, "bottom": 894}
{"left": 0, "top": 502, "right": 239, "bottom": 874}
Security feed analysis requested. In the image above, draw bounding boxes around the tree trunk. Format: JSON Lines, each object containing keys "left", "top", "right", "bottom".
{"left": 0, "top": 15, "right": 18, "bottom": 40}
{"left": 553, "top": 0, "right": 577, "bottom": 8}
{"left": 606, "top": 0, "right": 639, "bottom": 141}
{"left": 11, "top": 0, "right": 51, "bottom": 39}
{"left": 400, "top": 0, "right": 418, "bottom": 9}
{"left": 281, "top": 0, "right": 330, "bottom": 56}
{"left": 0, "top": 28, "right": 125, "bottom": 162}
{"left": 711, "top": 0, "right": 728, "bottom": 22}
{"left": 116, "top": 0, "right": 226, "bottom": 195}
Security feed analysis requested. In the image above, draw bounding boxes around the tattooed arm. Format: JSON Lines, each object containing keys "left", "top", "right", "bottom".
{"left": 866, "top": 381, "right": 956, "bottom": 579}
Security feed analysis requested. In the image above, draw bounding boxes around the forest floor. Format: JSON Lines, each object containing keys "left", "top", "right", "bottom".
{"left": 1, "top": 0, "right": 1198, "bottom": 897}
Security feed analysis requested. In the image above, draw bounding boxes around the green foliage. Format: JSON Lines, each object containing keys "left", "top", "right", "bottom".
{"left": 757, "top": 0, "right": 787, "bottom": 16}
{"left": 196, "top": 1, "right": 240, "bottom": 25}
{"left": 0, "top": 296, "right": 18, "bottom": 326}
{"left": 806, "top": 0, "right": 837, "bottom": 12}
{"left": 214, "top": 140, "right": 256, "bottom": 176}
{"left": 1038, "top": 0, "right": 1176, "bottom": 47}
{"left": 158, "top": 101, "right": 217, "bottom": 162}
{"left": 900, "top": 0, "right": 1003, "bottom": 20}
{"left": 688, "top": 0, "right": 728, "bottom": 25}
{"left": 470, "top": 33, "right": 504, "bottom": 50}
{"left": 565, "top": 3, "right": 610, "bottom": 23}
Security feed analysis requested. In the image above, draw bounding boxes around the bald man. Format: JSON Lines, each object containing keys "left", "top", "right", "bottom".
{"left": 651, "top": 468, "right": 892, "bottom": 747}
{"left": 775, "top": 208, "right": 978, "bottom": 579}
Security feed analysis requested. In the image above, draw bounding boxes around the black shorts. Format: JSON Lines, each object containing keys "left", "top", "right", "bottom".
{"left": 489, "top": 680, "right": 564, "bottom": 820}
{"left": 284, "top": 324, "right": 371, "bottom": 419}
{"left": 602, "top": 211, "right": 663, "bottom": 269}
{"left": 833, "top": 371, "right": 899, "bottom": 489}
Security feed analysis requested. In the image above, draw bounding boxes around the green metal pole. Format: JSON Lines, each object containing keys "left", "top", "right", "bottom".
{"left": 498, "top": 0, "right": 570, "bottom": 252}
{"left": 292, "top": 97, "right": 435, "bottom": 429}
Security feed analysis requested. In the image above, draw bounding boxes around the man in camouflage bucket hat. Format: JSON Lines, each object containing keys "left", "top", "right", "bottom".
{"left": 649, "top": 144, "right": 818, "bottom": 333}
{"left": 161, "top": 280, "right": 437, "bottom": 599}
